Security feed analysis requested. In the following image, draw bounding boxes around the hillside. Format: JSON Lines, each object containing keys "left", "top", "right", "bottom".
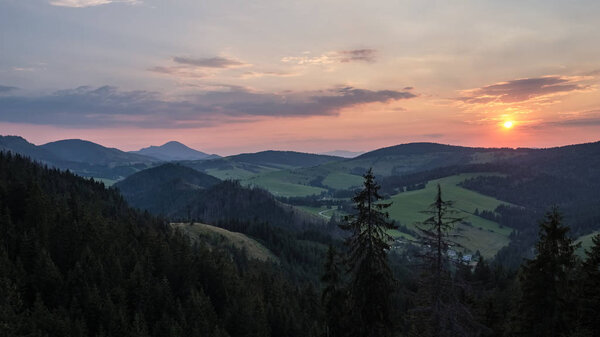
{"left": 387, "top": 173, "right": 513, "bottom": 258}
{"left": 0, "top": 135, "right": 159, "bottom": 180}
{"left": 184, "top": 150, "right": 343, "bottom": 180}
{"left": 41, "top": 139, "right": 157, "bottom": 166}
{"left": 0, "top": 151, "right": 324, "bottom": 336}
{"left": 131, "top": 141, "right": 219, "bottom": 161}
{"left": 114, "top": 163, "right": 221, "bottom": 215}
{"left": 459, "top": 141, "right": 600, "bottom": 237}
{"left": 115, "top": 164, "right": 323, "bottom": 229}
{"left": 0, "top": 135, "right": 61, "bottom": 164}
{"left": 233, "top": 142, "right": 526, "bottom": 197}
{"left": 171, "top": 222, "right": 278, "bottom": 262}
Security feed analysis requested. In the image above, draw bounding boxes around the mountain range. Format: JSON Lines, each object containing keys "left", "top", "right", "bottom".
{"left": 2, "top": 133, "right": 600, "bottom": 265}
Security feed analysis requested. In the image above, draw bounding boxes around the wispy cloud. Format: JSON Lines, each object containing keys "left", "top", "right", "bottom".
{"left": 459, "top": 76, "right": 590, "bottom": 105}
{"left": 148, "top": 66, "right": 206, "bottom": 78}
{"left": 173, "top": 56, "right": 248, "bottom": 69}
{"left": 239, "top": 71, "right": 297, "bottom": 79}
{"left": 0, "top": 85, "right": 18, "bottom": 94}
{"left": 0, "top": 85, "right": 415, "bottom": 128}
{"left": 49, "top": 0, "right": 139, "bottom": 7}
{"left": 150, "top": 56, "right": 249, "bottom": 79}
{"left": 338, "top": 49, "right": 377, "bottom": 63}
{"left": 282, "top": 49, "right": 377, "bottom": 65}
{"left": 532, "top": 110, "right": 600, "bottom": 128}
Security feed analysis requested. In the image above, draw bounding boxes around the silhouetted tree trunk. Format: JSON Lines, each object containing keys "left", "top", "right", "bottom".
{"left": 339, "top": 168, "right": 396, "bottom": 337}
{"left": 410, "top": 184, "right": 481, "bottom": 337}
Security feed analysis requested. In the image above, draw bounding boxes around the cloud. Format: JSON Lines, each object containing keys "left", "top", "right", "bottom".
{"left": 173, "top": 56, "right": 248, "bottom": 69}
{"left": 541, "top": 110, "right": 600, "bottom": 128}
{"left": 459, "top": 76, "right": 589, "bottom": 104}
{"left": 338, "top": 49, "right": 377, "bottom": 63}
{"left": 0, "top": 85, "right": 415, "bottom": 128}
{"left": 282, "top": 49, "right": 378, "bottom": 65}
{"left": 239, "top": 71, "right": 297, "bottom": 79}
{"left": 150, "top": 56, "right": 249, "bottom": 79}
{"left": 49, "top": 0, "right": 139, "bottom": 7}
{"left": 148, "top": 66, "right": 206, "bottom": 78}
{"left": 0, "top": 85, "right": 18, "bottom": 94}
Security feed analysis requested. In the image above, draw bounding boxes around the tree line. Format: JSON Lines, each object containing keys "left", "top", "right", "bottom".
{"left": 322, "top": 169, "right": 600, "bottom": 337}
{"left": 1, "top": 152, "right": 599, "bottom": 336}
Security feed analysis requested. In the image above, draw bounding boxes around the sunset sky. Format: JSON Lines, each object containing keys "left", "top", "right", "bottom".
{"left": 1, "top": 0, "right": 600, "bottom": 155}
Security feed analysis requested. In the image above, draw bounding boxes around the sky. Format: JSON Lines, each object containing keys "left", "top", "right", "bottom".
{"left": 1, "top": 0, "right": 600, "bottom": 155}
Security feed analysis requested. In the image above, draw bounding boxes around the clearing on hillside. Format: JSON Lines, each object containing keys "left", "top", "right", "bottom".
{"left": 387, "top": 173, "right": 513, "bottom": 258}
{"left": 171, "top": 222, "right": 278, "bottom": 262}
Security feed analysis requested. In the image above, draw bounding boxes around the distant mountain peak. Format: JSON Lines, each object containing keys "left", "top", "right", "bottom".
{"left": 132, "top": 141, "right": 219, "bottom": 161}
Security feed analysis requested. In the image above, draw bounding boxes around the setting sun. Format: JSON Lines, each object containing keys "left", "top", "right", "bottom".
{"left": 504, "top": 121, "right": 514, "bottom": 129}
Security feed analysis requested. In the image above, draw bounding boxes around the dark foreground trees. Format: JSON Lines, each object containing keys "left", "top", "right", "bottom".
{"left": 574, "top": 234, "right": 600, "bottom": 336}
{"left": 0, "top": 153, "right": 324, "bottom": 337}
{"left": 511, "top": 206, "right": 579, "bottom": 337}
{"left": 333, "top": 168, "right": 397, "bottom": 337}
{"left": 409, "top": 184, "right": 480, "bottom": 337}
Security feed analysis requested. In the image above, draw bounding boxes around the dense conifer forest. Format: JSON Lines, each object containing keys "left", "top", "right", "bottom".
{"left": 1, "top": 152, "right": 599, "bottom": 336}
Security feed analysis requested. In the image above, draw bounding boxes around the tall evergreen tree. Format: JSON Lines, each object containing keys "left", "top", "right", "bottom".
{"left": 573, "top": 234, "right": 600, "bottom": 336}
{"left": 410, "top": 184, "right": 479, "bottom": 337}
{"left": 339, "top": 168, "right": 396, "bottom": 337}
{"left": 513, "top": 206, "right": 579, "bottom": 337}
{"left": 321, "top": 245, "right": 346, "bottom": 337}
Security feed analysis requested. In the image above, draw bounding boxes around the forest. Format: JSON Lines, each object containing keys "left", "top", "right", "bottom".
{"left": 1, "top": 152, "right": 599, "bottom": 337}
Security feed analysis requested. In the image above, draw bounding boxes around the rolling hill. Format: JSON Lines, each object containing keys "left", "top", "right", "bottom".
{"left": 131, "top": 141, "right": 219, "bottom": 161}
{"left": 115, "top": 163, "right": 323, "bottom": 229}
{"left": 386, "top": 173, "right": 513, "bottom": 258}
{"left": 114, "top": 163, "right": 221, "bottom": 215}
{"left": 40, "top": 139, "right": 157, "bottom": 166}
{"left": 0, "top": 135, "right": 61, "bottom": 164}
{"left": 0, "top": 135, "right": 159, "bottom": 180}
{"left": 184, "top": 150, "right": 343, "bottom": 181}
{"left": 226, "top": 142, "right": 525, "bottom": 197}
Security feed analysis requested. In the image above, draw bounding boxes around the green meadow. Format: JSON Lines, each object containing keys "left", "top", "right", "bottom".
{"left": 386, "top": 173, "right": 513, "bottom": 257}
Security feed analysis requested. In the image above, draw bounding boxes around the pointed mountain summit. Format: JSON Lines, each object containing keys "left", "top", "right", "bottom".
{"left": 131, "top": 141, "right": 220, "bottom": 161}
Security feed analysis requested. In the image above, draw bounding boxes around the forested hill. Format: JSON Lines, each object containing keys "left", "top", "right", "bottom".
{"left": 113, "top": 163, "right": 220, "bottom": 215}
{"left": 227, "top": 150, "right": 342, "bottom": 167}
{"left": 0, "top": 152, "right": 325, "bottom": 336}
{"left": 40, "top": 139, "right": 157, "bottom": 166}
{"left": 115, "top": 163, "right": 323, "bottom": 230}
{"left": 0, "top": 135, "right": 158, "bottom": 180}
{"left": 459, "top": 141, "right": 600, "bottom": 233}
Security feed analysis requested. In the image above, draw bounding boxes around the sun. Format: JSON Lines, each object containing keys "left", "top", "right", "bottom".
{"left": 503, "top": 121, "right": 514, "bottom": 129}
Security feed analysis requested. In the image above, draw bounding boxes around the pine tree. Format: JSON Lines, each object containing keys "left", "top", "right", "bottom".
{"left": 514, "top": 206, "right": 578, "bottom": 337}
{"left": 573, "top": 234, "right": 600, "bottom": 336}
{"left": 339, "top": 168, "right": 396, "bottom": 337}
{"left": 321, "top": 245, "right": 346, "bottom": 337}
{"left": 410, "top": 184, "right": 479, "bottom": 337}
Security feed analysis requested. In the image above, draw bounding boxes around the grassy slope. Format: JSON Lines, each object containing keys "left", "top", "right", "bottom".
{"left": 244, "top": 170, "right": 328, "bottom": 197}
{"left": 576, "top": 231, "right": 600, "bottom": 257}
{"left": 235, "top": 148, "right": 516, "bottom": 197}
{"left": 171, "top": 222, "right": 278, "bottom": 262}
{"left": 386, "top": 173, "right": 513, "bottom": 258}
{"left": 203, "top": 163, "right": 283, "bottom": 180}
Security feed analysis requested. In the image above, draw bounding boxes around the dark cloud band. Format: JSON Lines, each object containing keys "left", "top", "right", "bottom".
{"left": 0, "top": 85, "right": 415, "bottom": 128}
{"left": 460, "top": 76, "right": 587, "bottom": 104}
